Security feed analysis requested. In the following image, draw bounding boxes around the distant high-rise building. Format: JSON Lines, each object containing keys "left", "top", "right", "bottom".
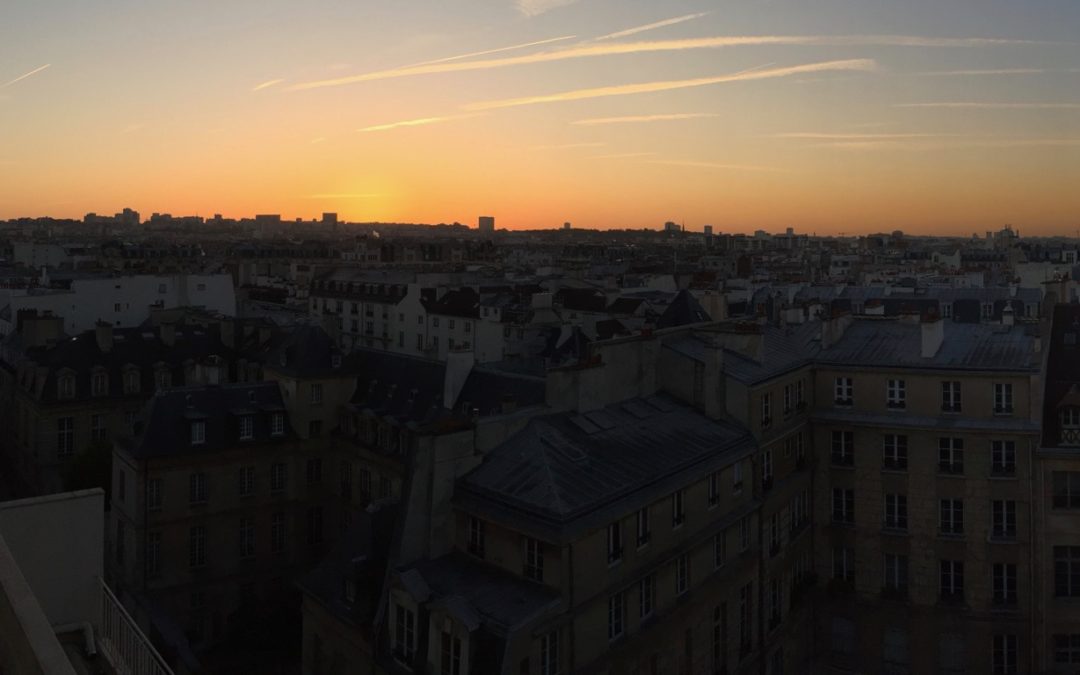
{"left": 704, "top": 225, "right": 714, "bottom": 236}
{"left": 563, "top": 222, "right": 572, "bottom": 230}
{"left": 664, "top": 221, "right": 680, "bottom": 232}
{"left": 478, "top": 216, "right": 495, "bottom": 232}
{"left": 322, "top": 212, "right": 338, "bottom": 225}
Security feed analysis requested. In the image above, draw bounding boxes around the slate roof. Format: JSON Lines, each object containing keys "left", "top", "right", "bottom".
{"left": 120, "top": 381, "right": 294, "bottom": 459}
{"left": 258, "top": 324, "right": 342, "bottom": 377}
{"left": 721, "top": 322, "right": 821, "bottom": 385}
{"left": 455, "top": 396, "right": 754, "bottom": 541}
{"left": 818, "top": 320, "right": 1039, "bottom": 372}
{"left": 402, "top": 553, "right": 560, "bottom": 632}
{"left": 424, "top": 288, "right": 482, "bottom": 319}
{"left": 657, "top": 289, "right": 711, "bottom": 329}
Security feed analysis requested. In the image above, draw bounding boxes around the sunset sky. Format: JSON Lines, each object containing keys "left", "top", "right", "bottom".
{"left": 1, "top": 0, "right": 1078, "bottom": 234}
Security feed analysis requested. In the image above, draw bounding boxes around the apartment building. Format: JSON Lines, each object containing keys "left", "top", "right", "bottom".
{"left": 110, "top": 382, "right": 332, "bottom": 657}
{"left": 812, "top": 313, "right": 1041, "bottom": 674}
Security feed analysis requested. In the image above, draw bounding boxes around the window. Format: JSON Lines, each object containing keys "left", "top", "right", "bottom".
{"left": 833, "top": 546, "right": 854, "bottom": 582}
{"left": 310, "top": 383, "right": 323, "bottom": 404}
{"left": 940, "top": 560, "right": 964, "bottom": 601}
{"left": 939, "top": 634, "right": 966, "bottom": 674}
{"left": 91, "top": 414, "right": 107, "bottom": 442}
{"left": 672, "top": 490, "right": 685, "bottom": 527}
{"left": 1063, "top": 407, "right": 1080, "bottom": 446}
{"left": 768, "top": 577, "right": 782, "bottom": 628}
{"left": 239, "top": 518, "right": 255, "bottom": 558}
{"left": 146, "top": 531, "right": 161, "bottom": 576}
{"left": 992, "top": 500, "right": 1017, "bottom": 539}
{"left": 393, "top": 602, "right": 416, "bottom": 665}
{"left": 833, "top": 488, "right": 855, "bottom": 525}
{"left": 762, "top": 449, "right": 773, "bottom": 488}
{"left": 883, "top": 554, "right": 908, "bottom": 596}
{"left": 884, "top": 494, "right": 908, "bottom": 531}
{"left": 733, "top": 461, "right": 744, "bottom": 492}
{"left": 238, "top": 415, "right": 253, "bottom": 440}
{"left": 940, "top": 499, "right": 964, "bottom": 535}
{"left": 189, "top": 472, "right": 207, "bottom": 504}
{"left": 831, "top": 617, "right": 855, "bottom": 656}
{"left": 271, "top": 512, "right": 286, "bottom": 552}
{"left": 835, "top": 377, "right": 853, "bottom": 405}
{"left": 991, "top": 441, "right": 1016, "bottom": 476}
{"left": 769, "top": 513, "right": 781, "bottom": 555}
{"left": 760, "top": 393, "right": 772, "bottom": 428}
{"left": 467, "top": 516, "right": 485, "bottom": 558}
{"left": 939, "top": 438, "right": 964, "bottom": 474}
{"left": 440, "top": 631, "right": 463, "bottom": 675}
{"left": 91, "top": 372, "right": 108, "bottom": 397}
{"left": 190, "top": 420, "right": 205, "bottom": 446}
{"left": 707, "top": 471, "right": 720, "bottom": 506}
{"left": 607, "top": 521, "right": 623, "bottom": 564}
{"left": 883, "top": 627, "right": 909, "bottom": 674}
{"left": 608, "top": 593, "right": 624, "bottom": 641}
{"left": 118, "top": 469, "right": 126, "bottom": 502}
{"left": 639, "top": 575, "right": 654, "bottom": 619}
{"left": 791, "top": 490, "right": 809, "bottom": 532}
{"left": 270, "top": 463, "right": 287, "bottom": 493}
{"left": 1055, "top": 546, "right": 1080, "bottom": 597}
{"left": 883, "top": 434, "right": 908, "bottom": 470}
{"left": 714, "top": 604, "right": 728, "bottom": 673}
{"left": 636, "top": 507, "right": 650, "bottom": 547}
{"left": 1053, "top": 634, "right": 1080, "bottom": 666}
{"left": 795, "top": 380, "right": 805, "bottom": 407}
{"left": 123, "top": 369, "right": 140, "bottom": 394}
{"left": 993, "top": 563, "right": 1018, "bottom": 605}
{"left": 306, "top": 458, "right": 322, "bottom": 484}
{"left": 992, "top": 634, "right": 1017, "bottom": 675}
{"left": 358, "top": 469, "right": 371, "bottom": 500}
{"left": 56, "top": 417, "right": 75, "bottom": 458}
{"left": 57, "top": 375, "right": 75, "bottom": 399}
{"left": 270, "top": 412, "right": 285, "bottom": 436}
{"left": 308, "top": 420, "right": 322, "bottom": 437}
{"left": 307, "top": 506, "right": 324, "bottom": 546}
{"left": 539, "top": 631, "right": 559, "bottom": 675}
{"left": 116, "top": 520, "right": 125, "bottom": 565}
{"left": 942, "top": 381, "right": 962, "bottom": 412}
{"left": 189, "top": 525, "right": 206, "bottom": 568}
{"left": 148, "top": 478, "right": 162, "bottom": 510}
{"left": 1054, "top": 472, "right": 1080, "bottom": 508}
{"left": 783, "top": 384, "right": 793, "bottom": 415}
{"left": 715, "top": 532, "right": 727, "bottom": 569}
{"left": 154, "top": 369, "right": 170, "bottom": 391}
{"left": 740, "top": 516, "right": 751, "bottom": 551}
{"left": 676, "top": 554, "right": 690, "bottom": 596}
{"left": 239, "top": 466, "right": 255, "bottom": 496}
{"left": 994, "top": 383, "right": 1014, "bottom": 414}
{"left": 831, "top": 431, "right": 854, "bottom": 466}
{"left": 738, "top": 583, "right": 753, "bottom": 654}
{"left": 886, "top": 379, "right": 906, "bottom": 409}
{"left": 524, "top": 538, "right": 544, "bottom": 582}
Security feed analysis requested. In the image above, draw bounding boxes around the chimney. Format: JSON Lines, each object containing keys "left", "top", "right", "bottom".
{"left": 921, "top": 314, "right": 944, "bottom": 358}
{"left": 160, "top": 322, "right": 176, "bottom": 348}
{"left": 95, "top": 321, "right": 113, "bottom": 353}
{"left": 820, "top": 310, "right": 852, "bottom": 350}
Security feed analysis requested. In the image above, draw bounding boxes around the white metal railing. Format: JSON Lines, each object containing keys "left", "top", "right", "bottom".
{"left": 98, "top": 579, "right": 174, "bottom": 675}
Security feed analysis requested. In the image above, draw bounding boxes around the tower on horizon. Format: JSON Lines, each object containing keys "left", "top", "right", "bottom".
{"left": 478, "top": 216, "right": 495, "bottom": 233}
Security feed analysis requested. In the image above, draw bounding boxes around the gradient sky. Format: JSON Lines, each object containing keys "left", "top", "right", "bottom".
{"left": 2, "top": 0, "right": 1078, "bottom": 234}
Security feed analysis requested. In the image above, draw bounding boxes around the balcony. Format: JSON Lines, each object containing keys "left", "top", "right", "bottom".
{"left": 941, "top": 403, "right": 961, "bottom": 414}
{"left": 834, "top": 397, "right": 853, "bottom": 407}
{"left": 994, "top": 405, "right": 1014, "bottom": 416}
{"left": 607, "top": 547, "right": 624, "bottom": 565}
{"left": 938, "top": 462, "right": 964, "bottom": 476}
{"left": 880, "top": 586, "right": 909, "bottom": 601}
{"left": 831, "top": 454, "right": 854, "bottom": 468}
{"left": 991, "top": 465, "right": 1017, "bottom": 478}
{"left": 100, "top": 580, "right": 173, "bottom": 675}
{"left": 882, "top": 458, "right": 907, "bottom": 471}
{"left": 938, "top": 590, "right": 965, "bottom": 606}
{"left": 886, "top": 401, "right": 906, "bottom": 410}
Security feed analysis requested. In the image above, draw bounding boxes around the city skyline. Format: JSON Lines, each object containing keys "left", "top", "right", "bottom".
{"left": 2, "top": 0, "right": 1079, "bottom": 233}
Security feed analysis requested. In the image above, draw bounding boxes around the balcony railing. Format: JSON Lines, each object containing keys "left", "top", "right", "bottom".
{"left": 99, "top": 578, "right": 174, "bottom": 675}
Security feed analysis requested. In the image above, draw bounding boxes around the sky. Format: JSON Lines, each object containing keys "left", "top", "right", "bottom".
{"left": 1, "top": 0, "right": 1078, "bottom": 235}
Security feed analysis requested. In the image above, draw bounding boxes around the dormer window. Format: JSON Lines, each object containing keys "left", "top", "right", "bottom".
{"left": 154, "top": 367, "right": 171, "bottom": 392}
{"left": 91, "top": 371, "right": 108, "bottom": 397}
{"left": 239, "top": 416, "right": 254, "bottom": 441}
{"left": 331, "top": 354, "right": 342, "bottom": 369}
{"left": 123, "top": 367, "right": 140, "bottom": 395}
{"left": 57, "top": 373, "right": 76, "bottom": 400}
{"left": 344, "top": 578, "right": 357, "bottom": 604}
{"left": 271, "top": 412, "right": 285, "bottom": 436}
{"left": 191, "top": 420, "right": 206, "bottom": 446}
{"left": 1062, "top": 407, "right": 1080, "bottom": 446}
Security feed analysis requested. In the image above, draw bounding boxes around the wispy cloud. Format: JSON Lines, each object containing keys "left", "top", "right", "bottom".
{"left": 463, "top": 59, "right": 877, "bottom": 111}
{"left": 288, "top": 35, "right": 1023, "bottom": 91}
{"left": 306, "top": 193, "right": 383, "bottom": 199}
{"left": 647, "top": 159, "right": 783, "bottom": 171}
{"left": 1, "top": 64, "right": 51, "bottom": 89}
{"left": 357, "top": 113, "right": 480, "bottom": 132}
{"left": 824, "top": 138, "right": 1080, "bottom": 150}
{"left": 896, "top": 102, "right": 1080, "bottom": 109}
{"left": 310, "top": 137, "right": 327, "bottom": 144}
{"left": 913, "top": 68, "right": 1045, "bottom": 77}
{"left": 773, "top": 132, "right": 954, "bottom": 140}
{"left": 593, "top": 13, "right": 708, "bottom": 41}
{"left": 516, "top": 0, "right": 577, "bottom": 17}
{"left": 572, "top": 112, "right": 718, "bottom": 125}
{"left": 528, "top": 142, "right": 606, "bottom": 150}
{"left": 252, "top": 78, "right": 285, "bottom": 92}
{"left": 410, "top": 36, "right": 576, "bottom": 67}
{"left": 587, "top": 152, "right": 658, "bottom": 159}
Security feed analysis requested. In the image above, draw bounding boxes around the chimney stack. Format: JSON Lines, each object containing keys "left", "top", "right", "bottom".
{"left": 921, "top": 314, "right": 944, "bottom": 358}
{"left": 95, "top": 321, "right": 113, "bottom": 353}
{"left": 1002, "top": 304, "right": 1015, "bottom": 327}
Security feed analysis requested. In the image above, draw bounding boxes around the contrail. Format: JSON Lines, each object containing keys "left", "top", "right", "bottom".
{"left": 2, "top": 64, "right": 51, "bottom": 88}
